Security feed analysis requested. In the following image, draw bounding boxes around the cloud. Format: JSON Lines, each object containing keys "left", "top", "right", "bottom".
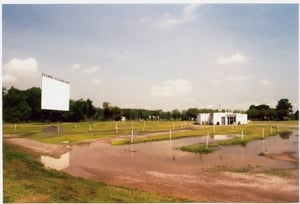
{"left": 225, "top": 75, "right": 251, "bottom": 82}
{"left": 71, "top": 63, "right": 100, "bottom": 74}
{"left": 83, "top": 66, "right": 100, "bottom": 74}
{"left": 3, "top": 58, "right": 38, "bottom": 77}
{"left": 150, "top": 79, "right": 193, "bottom": 98}
{"left": 116, "top": 50, "right": 138, "bottom": 62}
{"left": 216, "top": 53, "right": 249, "bottom": 65}
{"left": 261, "top": 79, "right": 272, "bottom": 86}
{"left": 3, "top": 74, "right": 17, "bottom": 84}
{"left": 3, "top": 57, "right": 40, "bottom": 88}
{"left": 71, "top": 63, "right": 81, "bottom": 70}
{"left": 212, "top": 75, "right": 251, "bottom": 85}
{"left": 159, "top": 4, "right": 201, "bottom": 27}
{"left": 92, "top": 79, "right": 102, "bottom": 84}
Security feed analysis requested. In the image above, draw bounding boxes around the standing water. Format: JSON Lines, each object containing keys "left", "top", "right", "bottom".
{"left": 41, "top": 130, "right": 298, "bottom": 176}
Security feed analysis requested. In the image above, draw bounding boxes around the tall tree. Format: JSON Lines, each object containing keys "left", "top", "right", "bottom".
{"left": 276, "top": 98, "right": 293, "bottom": 120}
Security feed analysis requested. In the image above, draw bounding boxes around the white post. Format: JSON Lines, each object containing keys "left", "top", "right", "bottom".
{"left": 57, "top": 126, "right": 60, "bottom": 134}
{"left": 169, "top": 128, "right": 172, "bottom": 140}
{"left": 131, "top": 128, "right": 134, "bottom": 144}
{"left": 241, "top": 130, "right": 244, "bottom": 141}
{"left": 115, "top": 122, "right": 118, "bottom": 134}
{"left": 206, "top": 134, "right": 209, "bottom": 149}
{"left": 14, "top": 123, "right": 17, "bottom": 131}
{"left": 262, "top": 128, "right": 265, "bottom": 139}
{"left": 89, "top": 124, "right": 92, "bottom": 131}
{"left": 270, "top": 126, "right": 272, "bottom": 135}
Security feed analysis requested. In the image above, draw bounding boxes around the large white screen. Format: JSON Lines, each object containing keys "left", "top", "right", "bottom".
{"left": 41, "top": 74, "right": 70, "bottom": 111}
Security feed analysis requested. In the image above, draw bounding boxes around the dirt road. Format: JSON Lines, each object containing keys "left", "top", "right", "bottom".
{"left": 4, "top": 137, "right": 70, "bottom": 157}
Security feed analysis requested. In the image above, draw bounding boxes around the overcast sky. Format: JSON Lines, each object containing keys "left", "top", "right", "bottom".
{"left": 2, "top": 4, "right": 299, "bottom": 111}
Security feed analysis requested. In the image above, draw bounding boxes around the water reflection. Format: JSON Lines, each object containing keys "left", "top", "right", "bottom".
{"left": 279, "top": 131, "right": 292, "bottom": 140}
{"left": 41, "top": 152, "right": 70, "bottom": 170}
{"left": 64, "top": 130, "right": 298, "bottom": 180}
{"left": 211, "top": 134, "right": 237, "bottom": 141}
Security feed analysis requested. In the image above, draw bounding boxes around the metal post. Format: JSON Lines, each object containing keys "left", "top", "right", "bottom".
{"left": 131, "top": 128, "right": 134, "bottom": 144}
{"left": 241, "top": 130, "right": 244, "bottom": 141}
{"left": 270, "top": 126, "right": 272, "bottom": 135}
{"left": 206, "top": 134, "right": 209, "bottom": 149}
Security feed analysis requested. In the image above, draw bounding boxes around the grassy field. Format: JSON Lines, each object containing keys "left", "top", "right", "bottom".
{"left": 3, "top": 143, "right": 190, "bottom": 203}
{"left": 3, "top": 120, "right": 298, "bottom": 147}
{"left": 3, "top": 120, "right": 298, "bottom": 202}
{"left": 179, "top": 121, "right": 298, "bottom": 153}
{"left": 3, "top": 120, "right": 191, "bottom": 144}
{"left": 111, "top": 120, "right": 298, "bottom": 146}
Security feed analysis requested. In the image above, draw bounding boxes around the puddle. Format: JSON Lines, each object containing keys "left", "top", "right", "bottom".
{"left": 42, "top": 130, "right": 298, "bottom": 178}
{"left": 41, "top": 152, "right": 70, "bottom": 170}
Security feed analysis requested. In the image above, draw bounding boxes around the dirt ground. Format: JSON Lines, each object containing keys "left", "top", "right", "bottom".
{"left": 72, "top": 164, "right": 298, "bottom": 202}
{"left": 4, "top": 136, "right": 299, "bottom": 202}
{"left": 4, "top": 137, "right": 70, "bottom": 158}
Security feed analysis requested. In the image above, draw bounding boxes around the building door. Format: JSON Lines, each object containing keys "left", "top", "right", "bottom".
{"left": 221, "top": 117, "right": 225, "bottom": 125}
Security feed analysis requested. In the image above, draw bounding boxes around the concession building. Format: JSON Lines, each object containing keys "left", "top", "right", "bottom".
{"left": 197, "top": 112, "right": 248, "bottom": 125}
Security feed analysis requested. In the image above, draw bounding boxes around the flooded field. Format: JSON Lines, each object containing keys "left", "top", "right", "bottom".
{"left": 40, "top": 130, "right": 299, "bottom": 202}
{"left": 42, "top": 131, "right": 298, "bottom": 172}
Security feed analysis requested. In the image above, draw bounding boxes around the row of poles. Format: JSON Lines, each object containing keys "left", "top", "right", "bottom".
{"left": 11, "top": 122, "right": 281, "bottom": 141}
{"left": 204, "top": 125, "right": 280, "bottom": 149}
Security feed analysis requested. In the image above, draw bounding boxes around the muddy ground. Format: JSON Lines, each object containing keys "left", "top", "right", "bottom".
{"left": 4, "top": 136, "right": 299, "bottom": 202}
{"left": 4, "top": 137, "right": 70, "bottom": 158}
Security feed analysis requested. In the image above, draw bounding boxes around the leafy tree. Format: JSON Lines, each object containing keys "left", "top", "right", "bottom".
{"left": 294, "top": 110, "right": 299, "bottom": 120}
{"left": 102, "top": 102, "right": 122, "bottom": 121}
{"left": 86, "top": 99, "right": 96, "bottom": 119}
{"left": 3, "top": 87, "right": 31, "bottom": 122}
{"left": 276, "top": 98, "right": 293, "bottom": 120}
{"left": 185, "top": 108, "right": 200, "bottom": 120}
{"left": 171, "top": 109, "right": 182, "bottom": 120}
{"left": 247, "top": 106, "right": 258, "bottom": 120}
{"left": 26, "top": 87, "right": 42, "bottom": 121}
{"left": 111, "top": 106, "right": 122, "bottom": 121}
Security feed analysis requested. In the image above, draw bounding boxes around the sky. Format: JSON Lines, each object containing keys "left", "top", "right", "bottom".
{"left": 2, "top": 3, "right": 299, "bottom": 111}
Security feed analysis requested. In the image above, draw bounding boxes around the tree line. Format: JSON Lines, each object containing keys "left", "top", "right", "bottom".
{"left": 2, "top": 86, "right": 298, "bottom": 122}
{"left": 246, "top": 99, "right": 298, "bottom": 120}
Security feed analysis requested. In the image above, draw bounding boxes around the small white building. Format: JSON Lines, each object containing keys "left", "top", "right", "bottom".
{"left": 197, "top": 112, "right": 248, "bottom": 125}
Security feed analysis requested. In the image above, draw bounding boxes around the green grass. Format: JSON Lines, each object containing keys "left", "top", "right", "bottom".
{"left": 209, "top": 165, "right": 255, "bottom": 173}
{"left": 3, "top": 143, "right": 190, "bottom": 203}
{"left": 263, "top": 169, "right": 292, "bottom": 178}
{"left": 180, "top": 143, "right": 215, "bottom": 154}
{"left": 3, "top": 121, "right": 298, "bottom": 147}
{"left": 177, "top": 121, "right": 297, "bottom": 154}
{"left": 207, "top": 166, "right": 293, "bottom": 178}
{"left": 3, "top": 121, "right": 193, "bottom": 145}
